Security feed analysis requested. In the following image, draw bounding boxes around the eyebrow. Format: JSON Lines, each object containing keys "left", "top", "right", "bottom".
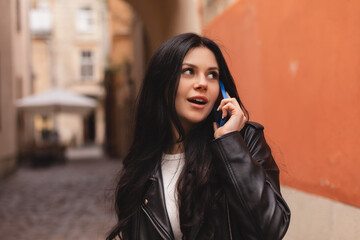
{"left": 182, "top": 63, "right": 219, "bottom": 71}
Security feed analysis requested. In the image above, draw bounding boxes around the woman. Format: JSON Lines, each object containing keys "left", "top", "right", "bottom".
{"left": 107, "top": 33, "right": 290, "bottom": 240}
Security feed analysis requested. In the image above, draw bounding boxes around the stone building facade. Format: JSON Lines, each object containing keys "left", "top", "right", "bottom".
{"left": 29, "top": 0, "right": 108, "bottom": 146}
{"left": 0, "top": 0, "right": 31, "bottom": 178}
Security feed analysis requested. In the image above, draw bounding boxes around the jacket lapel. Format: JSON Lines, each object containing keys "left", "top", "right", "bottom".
{"left": 142, "top": 160, "right": 174, "bottom": 240}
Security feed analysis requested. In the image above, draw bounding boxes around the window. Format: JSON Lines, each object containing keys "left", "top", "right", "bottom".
{"left": 80, "top": 50, "right": 94, "bottom": 80}
{"left": 76, "top": 7, "right": 95, "bottom": 33}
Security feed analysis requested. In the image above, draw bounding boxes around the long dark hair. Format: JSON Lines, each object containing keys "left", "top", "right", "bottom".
{"left": 106, "top": 33, "right": 249, "bottom": 239}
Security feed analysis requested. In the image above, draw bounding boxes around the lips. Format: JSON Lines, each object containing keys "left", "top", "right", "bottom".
{"left": 187, "top": 96, "right": 208, "bottom": 105}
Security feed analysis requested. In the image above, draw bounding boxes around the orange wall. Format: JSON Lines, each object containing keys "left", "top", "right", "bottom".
{"left": 203, "top": 0, "right": 360, "bottom": 207}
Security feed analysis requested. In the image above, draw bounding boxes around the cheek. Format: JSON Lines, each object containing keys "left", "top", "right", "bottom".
{"left": 176, "top": 79, "right": 188, "bottom": 98}
{"left": 174, "top": 82, "right": 187, "bottom": 110}
{"left": 209, "top": 84, "right": 220, "bottom": 106}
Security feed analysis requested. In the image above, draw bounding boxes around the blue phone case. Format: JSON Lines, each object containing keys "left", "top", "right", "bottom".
{"left": 218, "top": 81, "right": 228, "bottom": 127}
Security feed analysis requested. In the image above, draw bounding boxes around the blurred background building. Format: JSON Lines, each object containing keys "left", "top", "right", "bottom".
{"left": 28, "top": 0, "right": 107, "bottom": 147}
{"left": 0, "top": 0, "right": 359, "bottom": 239}
{"left": 0, "top": 0, "right": 31, "bottom": 178}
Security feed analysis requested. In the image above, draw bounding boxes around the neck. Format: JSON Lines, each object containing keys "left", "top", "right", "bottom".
{"left": 167, "top": 141, "right": 184, "bottom": 154}
{"left": 165, "top": 123, "right": 185, "bottom": 154}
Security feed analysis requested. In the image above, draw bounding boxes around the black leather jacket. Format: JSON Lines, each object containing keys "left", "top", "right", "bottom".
{"left": 124, "top": 122, "right": 290, "bottom": 239}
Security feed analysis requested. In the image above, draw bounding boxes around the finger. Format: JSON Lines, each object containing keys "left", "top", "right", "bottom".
{"left": 222, "top": 107, "right": 228, "bottom": 119}
{"left": 217, "top": 97, "right": 237, "bottom": 111}
{"left": 226, "top": 91, "right": 231, "bottom": 98}
{"left": 221, "top": 102, "right": 237, "bottom": 119}
{"left": 221, "top": 102, "right": 237, "bottom": 114}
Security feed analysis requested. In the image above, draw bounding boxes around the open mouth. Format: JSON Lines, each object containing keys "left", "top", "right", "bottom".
{"left": 187, "top": 97, "right": 208, "bottom": 105}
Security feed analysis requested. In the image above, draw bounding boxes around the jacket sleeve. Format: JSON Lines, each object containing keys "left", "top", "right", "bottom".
{"left": 210, "top": 124, "right": 290, "bottom": 240}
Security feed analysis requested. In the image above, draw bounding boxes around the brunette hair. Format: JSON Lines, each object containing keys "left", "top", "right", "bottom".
{"left": 106, "top": 33, "right": 249, "bottom": 239}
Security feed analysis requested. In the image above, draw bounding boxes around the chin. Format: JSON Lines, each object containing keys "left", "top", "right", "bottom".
{"left": 186, "top": 115, "right": 209, "bottom": 125}
{"left": 178, "top": 109, "right": 213, "bottom": 129}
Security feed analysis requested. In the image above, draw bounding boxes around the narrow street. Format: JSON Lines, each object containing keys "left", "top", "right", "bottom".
{"left": 0, "top": 147, "right": 122, "bottom": 240}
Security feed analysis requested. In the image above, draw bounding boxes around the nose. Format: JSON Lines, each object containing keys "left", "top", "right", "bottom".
{"left": 193, "top": 74, "right": 208, "bottom": 90}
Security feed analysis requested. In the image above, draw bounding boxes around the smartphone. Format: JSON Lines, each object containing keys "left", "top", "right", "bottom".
{"left": 214, "top": 81, "right": 230, "bottom": 127}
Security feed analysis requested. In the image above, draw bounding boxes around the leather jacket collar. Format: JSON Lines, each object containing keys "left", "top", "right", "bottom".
{"left": 141, "top": 158, "right": 202, "bottom": 240}
{"left": 141, "top": 160, "right": 175, "bottom": 239}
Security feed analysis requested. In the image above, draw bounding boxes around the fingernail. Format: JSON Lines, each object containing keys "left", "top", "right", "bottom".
{"left": 217, "top": 105, "right": 220, "bottom": 111}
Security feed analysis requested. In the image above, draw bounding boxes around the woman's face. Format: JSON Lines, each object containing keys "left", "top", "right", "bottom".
{"left": 175, "top": 47, "right": 220, "bottom": 131}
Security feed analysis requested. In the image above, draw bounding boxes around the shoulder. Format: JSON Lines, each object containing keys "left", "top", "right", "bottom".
{"left": 240, "top": 121, "right": 265, "bottom": 143}
{"left": 244, "top": 121, "right": 264, "bottom": 130}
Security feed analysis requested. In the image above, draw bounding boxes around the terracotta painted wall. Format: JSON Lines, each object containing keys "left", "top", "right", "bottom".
{"left": 203, "top": 0, "right": 360, "bottom": 207}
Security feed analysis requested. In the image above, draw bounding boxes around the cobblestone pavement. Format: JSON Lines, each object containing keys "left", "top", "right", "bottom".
{"left": 0, "top": 156, "right": 122, "bottom": 240}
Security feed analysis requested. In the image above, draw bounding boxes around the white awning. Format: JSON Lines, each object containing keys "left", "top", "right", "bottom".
{"left": 16, "top": 88, "right": 97, "bottom": 115}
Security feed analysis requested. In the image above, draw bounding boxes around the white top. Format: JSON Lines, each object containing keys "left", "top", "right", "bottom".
{"left": 161, "top": 152, "right": 185, "bottom": 240}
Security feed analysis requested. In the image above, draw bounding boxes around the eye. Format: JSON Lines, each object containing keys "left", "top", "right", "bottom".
{"left": 182, "top": 68, "right": 194, "bottom": 76}
{"left": 208, "top": 71, "right": 219, "bottom": 79}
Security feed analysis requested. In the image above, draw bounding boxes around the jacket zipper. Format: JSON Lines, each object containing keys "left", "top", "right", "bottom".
{"left": 141, "top": 205, "right": 171, "bottom": 240}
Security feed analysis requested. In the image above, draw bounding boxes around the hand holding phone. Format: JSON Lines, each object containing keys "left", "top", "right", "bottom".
{"left": 214, "top": 81, "right": 230, "bottom": 128}
{"left": 213, "top": 81, "right": 247, "bottom": 138}
{"left": 218, "top": 81, "right": 228, "bottom": 127}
